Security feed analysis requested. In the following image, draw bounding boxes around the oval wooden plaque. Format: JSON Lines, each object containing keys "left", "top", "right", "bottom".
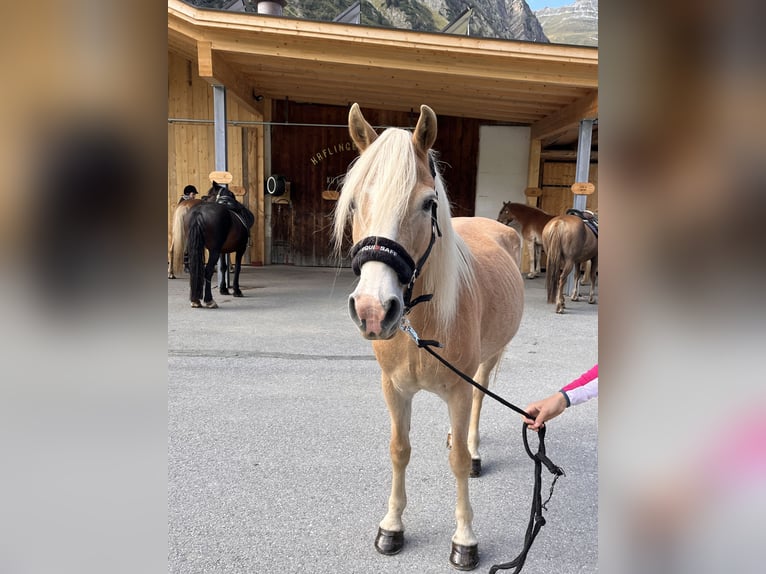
{"left": 322, "top": 190, "right": 340, "bottom": 201}
{"left": 209, "top": 170, "right": 234, "bottom": 184}
{"left": 571, "top": 182, "right": 595, "bottom": 195}
{"left": 524, "top": 187, "right": 543, "bottom": 197}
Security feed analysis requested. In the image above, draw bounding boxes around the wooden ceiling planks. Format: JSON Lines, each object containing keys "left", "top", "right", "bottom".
{"left": 167, "top": 0, "right": 597, "bottom": 136}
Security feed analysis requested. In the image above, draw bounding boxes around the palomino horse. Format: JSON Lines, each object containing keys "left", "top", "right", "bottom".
{"left": 168, "top": 198, "right": 202, "bottom": 279}
{"left": 333, "top": 104, "right": 524, "bottom": 570}
{"left": 496, "top": 202, "right": 553, "bottom": 279}
{"left": 186, "top": 182, "right": 254, "bottom": 308}
{"left": 542, "top": 214, "right": 598, "bottom": 314}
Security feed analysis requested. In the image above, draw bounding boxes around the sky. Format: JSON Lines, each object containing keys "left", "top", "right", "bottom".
{"left": 526, "top": 1, "right": 574, "bottom": 11}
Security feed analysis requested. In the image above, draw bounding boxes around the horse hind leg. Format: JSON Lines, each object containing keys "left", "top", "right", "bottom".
{"left": 525, "top": 239, "right": 537, "bottom": 279}
{"left": 203, "top": 249, "right": 220, "bottom": 308}
{"left": 168, "top": 243, "right": 175, "bottom": 279}
{"left": 375, "top": 378, "right": 412, "bottom": 557}
{"left": 466, "top": 352, "right": 503, "bottom": 478}
{"left": 557, "top": 260, "right": 575, "bottom": 314}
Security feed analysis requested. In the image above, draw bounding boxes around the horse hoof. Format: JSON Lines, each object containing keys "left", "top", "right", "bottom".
{"left": 191, "top": 301, "right": 201, "bottom": 308}
{"left": 374, "top": 527, "right": 404, "bottom": 555}
{"left": 204, "top": 300, "right": 218, "bottom": 309}
{"left": 450, "top": 542, "right": 479, "bottom": 571}
{"left": 470, "top": 458, "right": 482, "bottom": 478}
{"left": 168, "top": 274, "right": 175, "bottom": 280}
{"left": 219, "top": 288, "right": 230, "bottom": 295}
{"left": 233, "top": 290, "right": 243, "bottom": 297}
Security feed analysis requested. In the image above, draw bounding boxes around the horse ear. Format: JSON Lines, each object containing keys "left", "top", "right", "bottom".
{"left": 412, "top": 105, "right": 438, "bottom": 154}
{"left": 348, "top": 103, "right": 377, "bottom": 152}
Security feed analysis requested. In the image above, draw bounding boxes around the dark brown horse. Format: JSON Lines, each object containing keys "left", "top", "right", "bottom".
{"left": 497, "top": 202, "right": 554, "bottom": 278}
{"left": 542, "top": 214, "right": 598, "bottom": 314}
{"left": 186, "top": 182, "right": 254, "bottom": 308}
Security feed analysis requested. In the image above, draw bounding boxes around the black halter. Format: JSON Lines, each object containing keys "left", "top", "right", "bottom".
{"left": 349, "top": 156, "right": 442, "bottom": 313}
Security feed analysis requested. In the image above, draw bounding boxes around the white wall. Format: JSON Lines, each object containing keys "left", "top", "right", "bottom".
{"left": 474, "top": 125, "right": 531, "bottom": 219}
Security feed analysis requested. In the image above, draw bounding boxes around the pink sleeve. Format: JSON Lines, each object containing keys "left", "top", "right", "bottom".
{"left": 561, "top": 364, "right": 598, "bottom": 392}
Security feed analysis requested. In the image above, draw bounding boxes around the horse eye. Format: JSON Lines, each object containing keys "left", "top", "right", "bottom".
{"left": 422, "top": 198, "right": 437, "bottom": 212}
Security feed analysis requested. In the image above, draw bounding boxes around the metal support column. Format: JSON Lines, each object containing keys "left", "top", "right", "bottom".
{"left": 566, "top": 119, "right": 594, "bottom": 294}
{"left": 213, "top": 85, "right": 230, "bottom": 288}
{"left": 573, "top": 119, "right": 593, "bottom": 211}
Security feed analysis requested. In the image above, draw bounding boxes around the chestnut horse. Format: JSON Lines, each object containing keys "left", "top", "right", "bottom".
{"left": 542, "top": 214, "right": 598, "bottom": 314}
{"left": 497, "top": 202, "right": 554, "bottom": 279}
{"left": 333, "top": 104, "right": 524, "bottom": 570}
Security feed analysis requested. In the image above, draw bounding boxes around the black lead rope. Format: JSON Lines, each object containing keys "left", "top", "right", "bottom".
{"left": 401, "top": 330, "right": 565, "bottom": 573}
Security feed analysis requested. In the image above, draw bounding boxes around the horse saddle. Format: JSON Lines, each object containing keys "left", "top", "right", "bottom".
{"left": 216, "top": 195, "right": 255, "bottom": 229}
{"left": 566, "top": 208, "right": 598, "bottom": 237}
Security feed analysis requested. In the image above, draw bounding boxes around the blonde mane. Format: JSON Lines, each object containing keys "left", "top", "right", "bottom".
{"left": 333, "top": 128, "right": 474, "bottom": 331}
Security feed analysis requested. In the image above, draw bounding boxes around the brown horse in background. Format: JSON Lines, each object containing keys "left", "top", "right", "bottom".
{"left": 497, "top": 202, "right": 553, "bottom": 279}
{"left": 542, "top": 214, "right": 598, "bottom": 314}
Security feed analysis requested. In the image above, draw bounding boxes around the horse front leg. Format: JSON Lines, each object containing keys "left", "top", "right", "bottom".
{"left": 219, "top": 253, "right": 230, "bottom": 295}
{"left": 447, "top": 382, "right": 479, "bottom": 570}
{"left": 570, "top": 265, "right": 582, "bottom": 301}
{"left": 231, "top": 250, "right": 244, "bottom": 297}
{"left": 533, "top": 241, "right": 543, "bottom": 278}
{"left": 375, "top": 376, "right": 413, "bottom": 556}
{"left": 588, "top": 257, "right": 598, "bottom": 304}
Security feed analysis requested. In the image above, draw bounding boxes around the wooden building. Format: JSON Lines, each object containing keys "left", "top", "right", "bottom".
{"left": 167, "top": 0, "right": 598, "bottom": 269}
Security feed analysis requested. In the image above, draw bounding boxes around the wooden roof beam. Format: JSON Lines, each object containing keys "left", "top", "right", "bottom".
{"left": 197, "top": 41, "right": 264, "bottom": 117}
{"left": 530, "top": 91, "right": 598, "bottom": 141}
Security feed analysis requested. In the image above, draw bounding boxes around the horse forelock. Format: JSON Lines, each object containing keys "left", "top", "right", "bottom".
{"left": 333, "top": 127, "right": 474, "bottom": 332}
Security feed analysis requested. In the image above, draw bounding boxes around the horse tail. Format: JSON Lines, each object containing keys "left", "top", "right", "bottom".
{"left": 545, "top": 220, "right": 564, "bottom": 304}
{"left": 170, "top": 205, "right": 187, "bottom": 275}
{"left": 188, "top": 210, "right": 206, "bottom": 301}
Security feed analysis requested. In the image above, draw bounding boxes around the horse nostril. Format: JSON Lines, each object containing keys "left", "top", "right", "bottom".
{"left": 348, "top": 296, "right": 360, "bottom": 325}
{"left": 383, "top": 297, "right": 403, "bottom": 327}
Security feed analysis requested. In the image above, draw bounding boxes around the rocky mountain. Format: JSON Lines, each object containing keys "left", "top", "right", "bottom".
{"left": 535, "top": 0, "right": 597, "bottom": 47}
{"left": 188, "top": 0, "right": 549, "bottom": 42}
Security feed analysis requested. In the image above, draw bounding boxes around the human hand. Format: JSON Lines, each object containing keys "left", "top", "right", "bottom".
{"left": 522, "top": 392, "right": 568, "bottom": 431}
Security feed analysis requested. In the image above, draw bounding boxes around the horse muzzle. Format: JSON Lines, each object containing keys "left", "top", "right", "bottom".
{"left": 348, "top": 292, "right": 403, "bottom": 340}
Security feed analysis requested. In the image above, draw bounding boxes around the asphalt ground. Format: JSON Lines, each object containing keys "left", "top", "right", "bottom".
{"left": 168, "top": 265, "right": 598, "bottom": 574}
